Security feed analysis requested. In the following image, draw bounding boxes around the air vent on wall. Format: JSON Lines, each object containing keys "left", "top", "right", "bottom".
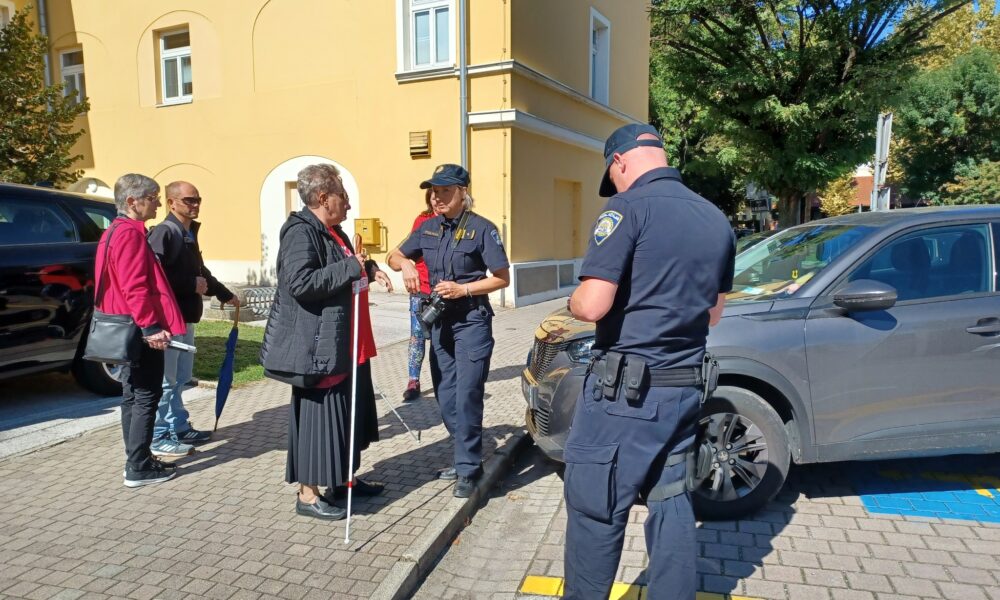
{"left": 409, "top": 130, "right": 431, "bottom": 158}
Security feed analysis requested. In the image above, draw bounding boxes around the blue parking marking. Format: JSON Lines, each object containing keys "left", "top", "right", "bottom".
{"left": 849, "top": 456, "right": 1000, "bottom": 523}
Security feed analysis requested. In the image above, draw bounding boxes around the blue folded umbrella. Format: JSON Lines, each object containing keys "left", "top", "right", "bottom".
{"left": 214, "top": 304, "right": 239, "bottom": 431}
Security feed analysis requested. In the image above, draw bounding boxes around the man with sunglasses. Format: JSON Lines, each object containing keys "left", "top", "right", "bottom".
{"left": 147, "top": 181, "right": 240, "bottom": 458}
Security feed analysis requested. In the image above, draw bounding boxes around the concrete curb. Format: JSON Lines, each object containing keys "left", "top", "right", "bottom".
{"left": 371, "top": 430, "right": 535, "bottom": 600}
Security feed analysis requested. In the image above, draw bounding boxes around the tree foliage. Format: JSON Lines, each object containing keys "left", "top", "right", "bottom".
{"left": 649, "top": 0, "right": 968, "bottom": 225}
{"left": 915, "top": 0, "right": 1000, "bottom": 69}
{"left": 819, "top": 172, "right": 860, "bottom": 216}
{"left": 938, "top": 160, "right": 1000, "bottom": 204}
{"left": 893, "top": 47, "right": 1000, "bottom": 201}
{"left": 0, "top": 6, "right": 88, "bottom": 186}
{"left": 649, "top": 53, "right": 745, "bottom": 216}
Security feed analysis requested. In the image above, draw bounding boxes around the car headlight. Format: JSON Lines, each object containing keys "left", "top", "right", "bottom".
{"left": 566, "top": 338, "right": 595, "bottom": 363}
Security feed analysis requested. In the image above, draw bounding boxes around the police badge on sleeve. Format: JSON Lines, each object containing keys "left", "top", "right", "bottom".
{"left": 593, "top": 210, "right": 623, "bottom": 246}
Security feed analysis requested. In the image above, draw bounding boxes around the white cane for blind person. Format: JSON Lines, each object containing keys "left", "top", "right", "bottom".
{"left": 345, "top": 276, "right": 361, "bottom": 545}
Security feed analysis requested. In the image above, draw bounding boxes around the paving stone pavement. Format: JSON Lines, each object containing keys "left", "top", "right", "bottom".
{"left": 412, "top": 447, "right": 1000, "bottom": 600}
{"left": 521, "top": 462, "right": 1000, "bottom": 600}
{"left": 0, "top": 296, "right": 562, "bottom": 600}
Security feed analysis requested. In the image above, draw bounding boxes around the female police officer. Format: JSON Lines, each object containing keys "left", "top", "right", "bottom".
{"left": 387, "top": 164, "right": 510, "bottom": 498}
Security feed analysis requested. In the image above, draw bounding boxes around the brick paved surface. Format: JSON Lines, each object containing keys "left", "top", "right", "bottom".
{"left": 413, "top": 445, "right": 1000, "bottom": 600}
{"left": 0, "top": 296, "right": 561, "bottom": 600}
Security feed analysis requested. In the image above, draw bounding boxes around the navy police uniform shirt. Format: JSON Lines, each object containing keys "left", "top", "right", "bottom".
{"left": 399, "top": 210, "right": 510, "bottom": 286}
{"left": 580, "top": 167, "right": 735, "bottom": 370}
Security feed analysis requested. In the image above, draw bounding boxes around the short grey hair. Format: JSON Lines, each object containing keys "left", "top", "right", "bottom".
{"left": 297, "top": 164, "right": 344, "bottom": 208}
{"left": 462, "top": 190, "right": 475, "bottom": 211}
{"left": 113, "top": 174, "right": 159, "bottom": 214}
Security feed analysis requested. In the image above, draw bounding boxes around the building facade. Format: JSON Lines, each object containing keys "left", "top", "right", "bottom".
{"left": 9, "top": 0, "right": 649, "bottom": 306}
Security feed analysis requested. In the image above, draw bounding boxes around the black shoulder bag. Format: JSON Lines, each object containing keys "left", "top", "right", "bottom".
{"left": 83, "top": 221, "right": 144, "bottom": 365}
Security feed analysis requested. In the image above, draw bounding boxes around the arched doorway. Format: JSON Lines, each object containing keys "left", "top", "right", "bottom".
{"left": 259, "top": 156, "right": 360, "bottom": 284}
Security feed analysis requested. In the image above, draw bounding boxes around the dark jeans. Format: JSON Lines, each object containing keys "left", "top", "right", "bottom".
{"left": 121, "top": 343, "right": 165, "bottom": 472}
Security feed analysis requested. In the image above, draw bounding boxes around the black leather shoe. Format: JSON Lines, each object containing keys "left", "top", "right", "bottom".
{"left": 295, "top": 495, "right": 346, "bottom": 520}
{"left": 438, "top": 467, "right": 458, "bottom": 481}
{"left": 328, "top": 478, "right": 386, "bottom": 500}
{"left": 453, "top": 476, "right": 477, "bottom": 498}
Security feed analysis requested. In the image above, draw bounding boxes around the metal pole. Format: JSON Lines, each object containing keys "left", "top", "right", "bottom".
{"left": 871, "top": 113, "right": 893, "bottom": 212}
{"left": 458, "top": 0, "right": 469, "bottom": 169}
{"left": 38, "top": 1, "right": 52, "bottom": 89}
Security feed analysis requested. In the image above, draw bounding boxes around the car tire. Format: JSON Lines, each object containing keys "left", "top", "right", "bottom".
{"left": 692, "top": 386, "right": 790, "bottom": 521}
{"left": 72, "top": 358, "right": 124, "bottom": 396}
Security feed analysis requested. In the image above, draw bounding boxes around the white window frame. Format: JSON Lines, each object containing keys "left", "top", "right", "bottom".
{"left": 589, "top": 8, "right": 611, "bottom": 105}
{"left": 59, "top": 49, "right": 86, "bottom": 108}
{"left": 0, "top": 1, "right": 15, "bottom": 28}
{"left": 159, "top": 29, "right": 192, "bottom": 105}
{"left": 396, "top": 0, "right": 455, "bottom": 74}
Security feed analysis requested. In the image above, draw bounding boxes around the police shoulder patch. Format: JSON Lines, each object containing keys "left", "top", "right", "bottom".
{"left": 490, "top": 229, "right": 503, "bottom": 247}
{"left": 593, "top": 210, "right": 623, "bottom": 246}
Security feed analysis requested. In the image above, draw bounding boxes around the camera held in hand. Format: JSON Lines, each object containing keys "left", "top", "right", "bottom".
{"left": 419, "top": 292, "right": 448, "bottom": 328}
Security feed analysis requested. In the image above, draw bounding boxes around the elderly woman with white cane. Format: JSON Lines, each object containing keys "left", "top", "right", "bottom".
{"left": 260, "top": 164, "right": 392, "bottom": 520}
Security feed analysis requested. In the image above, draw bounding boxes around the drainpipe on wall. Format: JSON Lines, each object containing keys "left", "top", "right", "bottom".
{"left": 458, "top": 0, "right": 469, "bottom": 169}
{"left": 38, "top": 0, "right": 52, "bottom": 88}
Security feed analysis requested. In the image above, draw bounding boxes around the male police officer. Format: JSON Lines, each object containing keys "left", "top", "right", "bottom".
{"left": 563, "top": 124, "right": 735, "bottom": 600}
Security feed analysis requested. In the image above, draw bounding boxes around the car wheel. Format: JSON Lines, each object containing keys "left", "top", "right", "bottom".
{"left": 692, "top": 386, "right": 790, "bottom": 521}
{"left": 72, "top": 358, "right": 124, "bottom": 396}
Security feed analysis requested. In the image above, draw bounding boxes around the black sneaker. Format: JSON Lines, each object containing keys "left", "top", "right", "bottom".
{"left": 175, "top": 427, "right": 212, "bottom": 444}
{"left": 453, "top": 476, "right": 478, "bottom": 499}
{"left": 124, "top": 464, "right": 177, "bottom": 488}
{"left": 327, "top": 478, "right": 385, "bottom": 500}
{"left": 295, "top": 495, "right": 346, "bottom": 520}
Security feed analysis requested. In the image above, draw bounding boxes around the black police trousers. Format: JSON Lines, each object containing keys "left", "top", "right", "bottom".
{"left": 428, "top": 304, "right": 494, "bottom": 478}
{"left": 563, "top": 370, "right": 700, "bottom": 600}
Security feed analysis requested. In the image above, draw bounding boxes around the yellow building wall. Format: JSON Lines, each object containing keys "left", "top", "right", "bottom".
{"left": 508, "top": 129, "right": 605, "bottom": 264}
{"left": 511, "top": 0, "right": 649, "bottom": 121}
{"left": 26, "top": 0, "right": 648, "bottom": 303}
{"left": 39, "top": 0, "right": 483, "bottom": 283}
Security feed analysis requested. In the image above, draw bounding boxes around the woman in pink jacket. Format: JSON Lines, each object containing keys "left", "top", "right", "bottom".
{"left": 95, "top": 174, "right": 186, "bottom": 488}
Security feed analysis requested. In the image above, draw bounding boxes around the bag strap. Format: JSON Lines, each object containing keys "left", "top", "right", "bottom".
{"left": 94, "top": 219, "right": 123, "bottom": 306}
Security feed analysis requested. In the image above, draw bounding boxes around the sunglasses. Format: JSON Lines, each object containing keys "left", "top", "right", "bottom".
{"left": 179, "top": 196, "right": 202, "bottom": 206}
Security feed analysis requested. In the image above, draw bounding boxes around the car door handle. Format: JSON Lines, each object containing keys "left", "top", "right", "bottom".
{"left": 966, "top": 318, "right": 1000, "bottom": 335}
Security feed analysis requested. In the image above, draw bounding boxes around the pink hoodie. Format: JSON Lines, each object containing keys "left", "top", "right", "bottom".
{"left": 93, "top": 217, "right": 186, "bottom": 336}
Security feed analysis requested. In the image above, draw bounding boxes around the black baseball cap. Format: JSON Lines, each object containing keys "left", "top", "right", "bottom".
{"left": 599, "top": 123, "right": 664, "bottom": 197}
{"left": 420, "top": 163, "right": 471, "bottom": 189}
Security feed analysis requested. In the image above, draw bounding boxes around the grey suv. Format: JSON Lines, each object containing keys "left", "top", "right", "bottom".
{"left": 522, "top": 206, "right": 1000, "bottom": 520}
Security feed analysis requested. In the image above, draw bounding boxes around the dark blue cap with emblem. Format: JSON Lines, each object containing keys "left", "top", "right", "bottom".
{"left": 599, "top": 123, "right": 663, "bottom": 197}
{"left": 420, "top": 163, "right": 471, "bottom": 189}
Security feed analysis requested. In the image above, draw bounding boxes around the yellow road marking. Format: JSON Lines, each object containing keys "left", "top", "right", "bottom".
{"left": 518, "top": 575, "right": 759, "bottom": 599}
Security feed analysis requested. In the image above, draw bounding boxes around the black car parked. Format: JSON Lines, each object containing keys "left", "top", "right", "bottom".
{"left": 0, "top": 183, "right": 122, "bottom": 395}
{"left": 523, "top": 206, "right": 1000, "bottom": 520}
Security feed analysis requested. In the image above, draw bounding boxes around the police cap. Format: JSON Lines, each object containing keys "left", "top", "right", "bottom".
{"left": 420, "top": 163, "right": 471, "bottom": 189}
{"left": 599, "top": 123, "right": 663, "bottom": 197}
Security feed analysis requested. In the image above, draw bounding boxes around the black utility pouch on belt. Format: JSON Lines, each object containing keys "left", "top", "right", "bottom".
{"left": 623, "top": 357, "right": 649, "bottom": 403}
{"left": 601, "top": 352, "right": 625, "bottom": 400}
{"left": 701, "top": 352, "right": 720, "bottom": 404}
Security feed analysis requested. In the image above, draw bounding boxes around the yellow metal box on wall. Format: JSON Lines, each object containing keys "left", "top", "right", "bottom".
{"left": 355, "top": 218, "right": 382, "bottom": 246}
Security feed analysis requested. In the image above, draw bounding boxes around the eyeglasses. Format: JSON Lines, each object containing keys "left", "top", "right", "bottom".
{"left": 179, "top": 196, "right": 202, "bottom": 206}
{"left": 138, "top": 194, "right": 160, "bottom": 203}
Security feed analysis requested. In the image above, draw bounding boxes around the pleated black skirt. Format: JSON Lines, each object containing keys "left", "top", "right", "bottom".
{"left": 285, "top": 361, "right": 380, "bottom": 488}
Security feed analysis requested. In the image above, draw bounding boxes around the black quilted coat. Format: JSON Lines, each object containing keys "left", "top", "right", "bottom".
{"left": 260, "top": 208, "right": 363, "bottom": 379}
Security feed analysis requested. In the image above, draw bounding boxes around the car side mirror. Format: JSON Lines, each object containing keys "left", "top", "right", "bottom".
{"left": 832, "top": 279, "right": 898, "bottom": 312}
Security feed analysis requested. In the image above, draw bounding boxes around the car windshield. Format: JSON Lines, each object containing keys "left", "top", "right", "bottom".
{"left": 728, "top": 223, "right": 875, "bottom": 302}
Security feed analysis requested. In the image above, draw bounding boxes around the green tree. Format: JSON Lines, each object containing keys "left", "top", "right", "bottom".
{"left": 649, "top": 53, "right": 745, "bottom": 216}
{"left": 894, "top": 47, "right": 1000, "bottom": 202}
{"left": 915, "top": 0, "right": 1000, "bottom": 69}
{"left": 819, "top": 172, "right": 860, "bottom": 216}
{"left": 938, "top": 160, "right": 1000, "bottom": 204}
{"left": 650, "top": 0, "right": 967, "bottom": 227}
{"left": 0, "top": 6, "right": 88, "bottom": 186}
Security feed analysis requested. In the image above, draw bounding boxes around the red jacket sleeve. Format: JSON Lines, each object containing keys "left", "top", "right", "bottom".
{"left": 112, "top": 227, "right": 163, "bottom": 332}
